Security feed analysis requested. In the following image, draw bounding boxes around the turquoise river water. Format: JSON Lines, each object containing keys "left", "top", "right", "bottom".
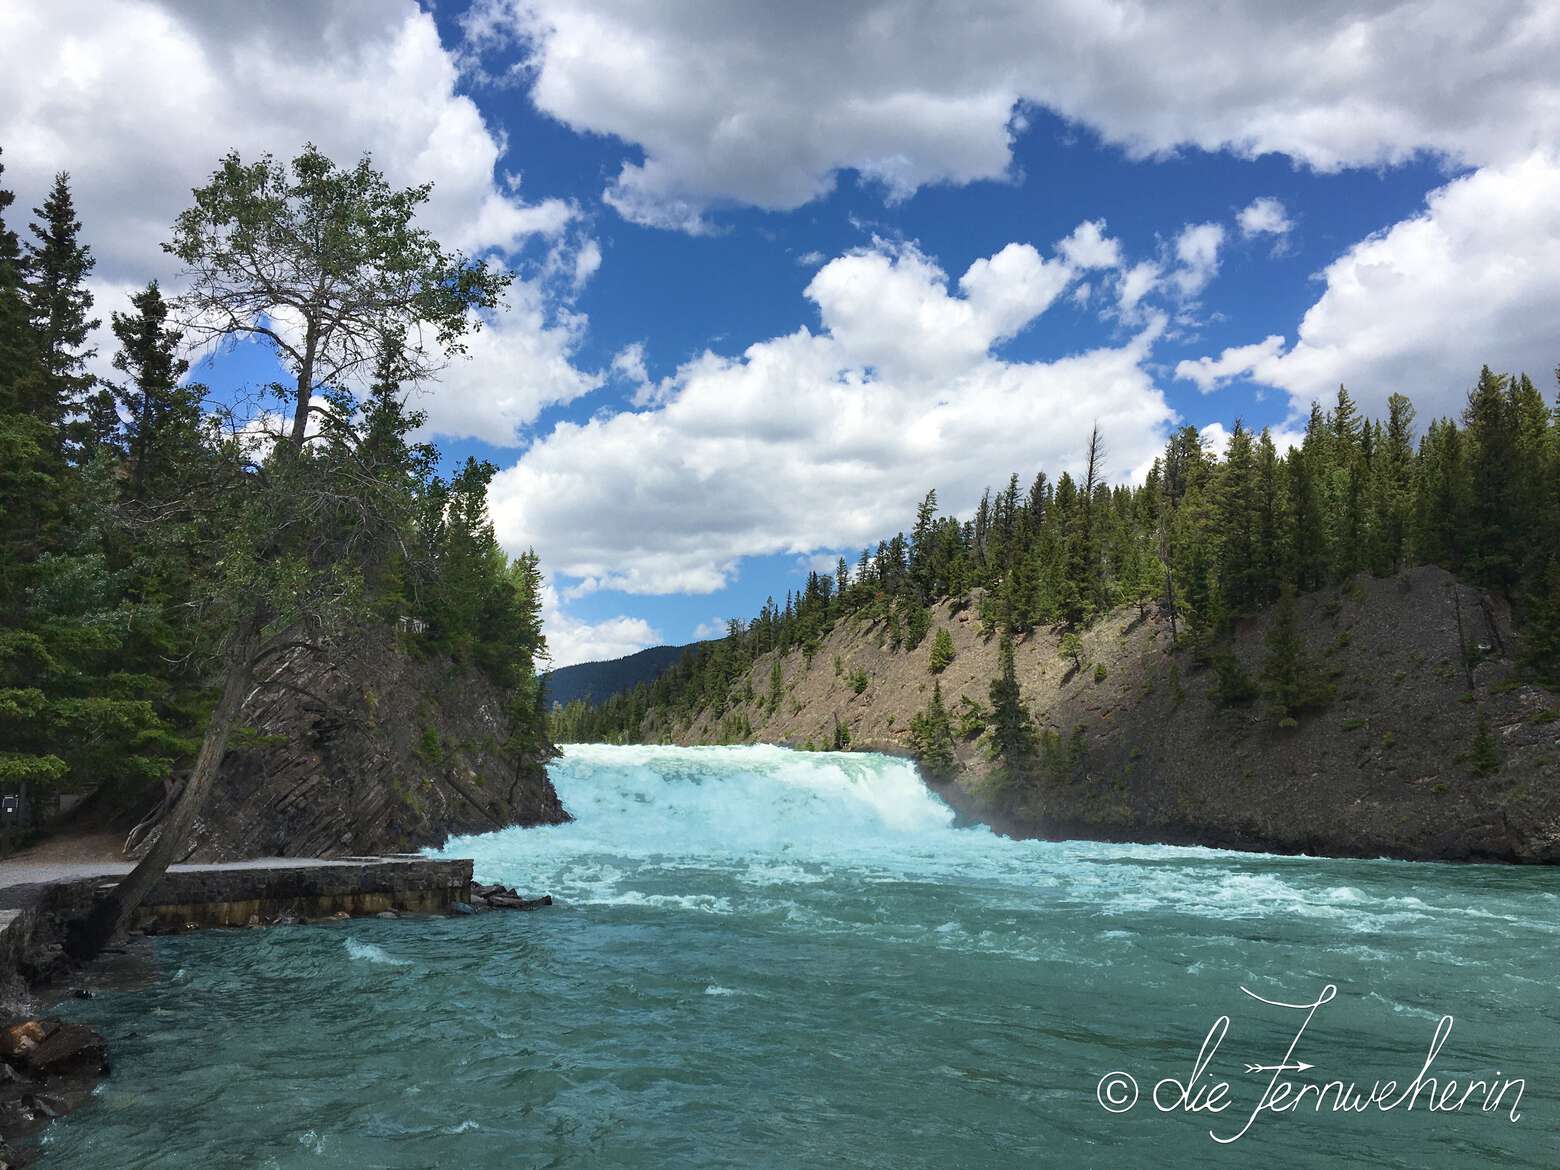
{"left": 41, "top": 744, "right": 1560, "bottom": 1167}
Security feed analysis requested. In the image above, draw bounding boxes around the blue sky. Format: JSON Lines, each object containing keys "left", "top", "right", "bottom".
{"left": 3, "top": 1, "right": 1557, "bottom": 664}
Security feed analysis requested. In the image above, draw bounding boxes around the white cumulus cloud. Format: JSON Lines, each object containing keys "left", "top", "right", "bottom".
{"left": 540, "top": 582, "right": 662, "bottom": 669}
{"left": 465, "top": 0, "right": 1560, "bottom": 230}
{"left": 1171, "top": 222, "right": 1226, "bottom": 298}
{"left": 1175, "top": 335, "right": 1287, "bottom": 393}
{"left": 1182, "top": 152, "right": 1560, "bottom": 421}
{"left": 1238, "top": 196, "right": 1293, "bottom": 238}
{"left": 1057, "top": 220, "right": 1122, "bottom": 270}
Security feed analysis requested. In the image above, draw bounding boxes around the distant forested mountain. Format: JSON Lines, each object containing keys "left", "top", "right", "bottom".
{"left": 545, "top": 644, "right": 696, "bottom": 709}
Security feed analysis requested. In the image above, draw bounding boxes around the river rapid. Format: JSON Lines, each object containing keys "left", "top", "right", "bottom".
{"left": 45, "top": 744, "right": 1559, "bottom": 1167}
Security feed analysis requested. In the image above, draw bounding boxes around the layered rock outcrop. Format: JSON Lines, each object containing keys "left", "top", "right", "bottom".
{"left": 147, "top": 632, "right": 567, "bottom": 862}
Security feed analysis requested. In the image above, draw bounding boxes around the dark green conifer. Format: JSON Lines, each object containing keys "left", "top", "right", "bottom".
{"left": 988, "top": 633, "right": 1033, "bottom": 762}
{"left": 909, "top": 680, "right": 957, "bottom": 777}
{"left": 23, "top": 173, "right": 98, "bottom": 453}
{"left": 1260, "top": 587, "right": 1334, "bottom": 727}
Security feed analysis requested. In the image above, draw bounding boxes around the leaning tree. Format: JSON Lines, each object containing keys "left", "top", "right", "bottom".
{"left": 73, "top": 145, "right": 511, "bottom": 956}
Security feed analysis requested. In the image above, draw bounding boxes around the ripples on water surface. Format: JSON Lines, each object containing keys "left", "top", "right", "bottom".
{"left": 46, "top": 744, "right": 1560, "bottom": 1167}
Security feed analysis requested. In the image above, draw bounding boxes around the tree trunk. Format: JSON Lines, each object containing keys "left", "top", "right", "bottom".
{"left": 69, "top": 616, "right": 262, "bottom": 959}
{"left": 289, "top": 326, "right": 317, "bottom": 449}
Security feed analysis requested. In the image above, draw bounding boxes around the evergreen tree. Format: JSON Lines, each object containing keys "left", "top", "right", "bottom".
{"left": 23, "top": 173, "right": 98, "bottom": 455}
{"left": 1521, "top": 557, "right": 1560, "bottom": 685}
{"left": 1251, "top": 427, "right": 1283, "bottom": 602}
{"left": 1217, "top": 420, "right": 1259, "bottom": 612}
{"left": 928, "top": 625, "right": 955, "bottom": 674}
{"left": 988, "top": 633, "right": 1033, "bottom": 762}
{"left": 1330, "top": 384, "right": 1361, "bottom": 456}
{"left": 0, "top": 152, "right": 53, "bottom": 612}
{"left": 1260, "top": 588, "right": 1334, "bottom": 727}
{"left": 0, "top": 149, "right": 35, "bottom": 414}
{"left": 1469, "top": 709, "right": 1503, "bottom": 777}
{"left": 1463, "top": 366, "right": 1520, "bottom": 590}
{"left": 1415, "top": 418, "right": 1470, "bottom": 568}
{"left": 1374, "top": 393, "right": 1417, "bottom": 572}
{"left": 908, "top": 680, "right": 957, "bottom": 778}
{"left": 831, "top": 712, "right": 850, "bottom": 751}
{"left": 1001, "top": 549, "right": 1037, "bottom": 634}
{"left": 1289, "top": 408, "right": 1329, "bottom": 590}
{"left": 108, "top": 282, "right": 205, "bottom": 499}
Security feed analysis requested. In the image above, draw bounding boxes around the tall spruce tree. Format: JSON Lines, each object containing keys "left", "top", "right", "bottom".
{"left": 0, "top": 149, "right": 35, "bottom": 414}
{"left": 23, "top": 173, "right": 98, "bottom": 456}
{"left": 988, "top": 633, "right": 1033, "bottom": 763}
{"left": 108, "top": 282, "right": 206, "bottom": 500}
{"left": 1260, "top": 587, "right": 1334, "bottom": 727}
{"left": 1463, "top": 366, "right": 1520, "bottom": 590}
{"left": 909, "top": 680, "right": 957, "bottom": 778}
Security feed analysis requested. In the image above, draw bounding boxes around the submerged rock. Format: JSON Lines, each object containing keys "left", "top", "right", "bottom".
{"left": 464, "top": 881, "right": 553, "bottom": 912}
{"left": 0, "top": 1015, "right": 112, "bottom": 1158}
{"left": 0, "top": 1024, "right": 46, "bottom": 1064}
{"left": 24, "top": 1023, "right": 108, "bottom": 1078}
{"left": 486, "top": 894, "right": 553, "bottom": 911}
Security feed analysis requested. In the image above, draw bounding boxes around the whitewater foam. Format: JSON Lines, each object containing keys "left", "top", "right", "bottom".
{"left": 435, "top": 743, "right": 1543, "bottom": 951}
{"left": 344, "top": 938, "right": 412, "bottom": 967}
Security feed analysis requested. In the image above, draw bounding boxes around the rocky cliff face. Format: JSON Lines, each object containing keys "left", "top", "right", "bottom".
{"left": 156, "top": 633, "right": 566, "bottom": 861}
{"left": 664, "top": 566, "right": 1560, "bottom": 862}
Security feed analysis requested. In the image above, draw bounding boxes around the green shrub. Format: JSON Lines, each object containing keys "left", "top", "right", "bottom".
{"left": 1470, "top": 711, "right": 1503, "bottom": 776}
{"left": 1210, "top": 653, "right": 1257, "bottom": 706}
{"left": 1059, "top": 632, "right": 1084, "bottom": 671}
{"left": 955, "top": 696, "right": 988, "bottom": 739}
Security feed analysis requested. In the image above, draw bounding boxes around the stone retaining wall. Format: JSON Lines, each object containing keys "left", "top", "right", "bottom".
{"left": 130, "top": 858, "right": 474, "bottom": 930}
